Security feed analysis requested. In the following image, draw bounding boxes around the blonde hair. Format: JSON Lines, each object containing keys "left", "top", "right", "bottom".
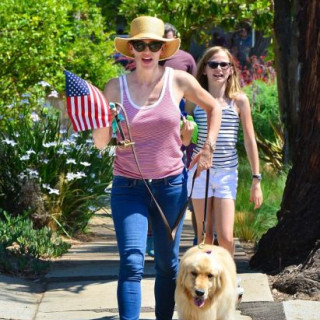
{"left": 196, "top": 46, "right": 242, "bottom": 99}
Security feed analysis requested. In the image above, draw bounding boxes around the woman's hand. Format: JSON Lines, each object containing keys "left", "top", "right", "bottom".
{"left": 188, "top": 145, "right": 212, "bottom": 177}
{"left": 250, "top": 180, "right": 263, "bottom": 209}
{"left": 180, "top": 116, "right": 195, "bottom": 146}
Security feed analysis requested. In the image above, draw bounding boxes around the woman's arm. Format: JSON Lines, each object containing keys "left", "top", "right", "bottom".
{"left": 173, "top": 70, "right": 222, "bottom": 175}
{"left": 236, "top": 93, "right": 263, "bottom": 209}
{"left": 92, "top": 78, "right": 120, "bottom": 150}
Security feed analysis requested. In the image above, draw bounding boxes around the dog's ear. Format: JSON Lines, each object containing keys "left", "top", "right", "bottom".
{"left": 178, "top": 261, "right": 188, "bottom": 287}
{"left": 214, "top": 268, "right": 225, "bottom": 295}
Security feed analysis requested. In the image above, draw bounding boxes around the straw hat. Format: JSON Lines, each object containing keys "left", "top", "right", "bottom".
{"left": 114, "top": 16, "right": 180, "bottom": 61}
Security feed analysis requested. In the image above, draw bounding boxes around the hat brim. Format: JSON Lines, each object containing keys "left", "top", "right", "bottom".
{"left": 114, "top": 34, "right": 180, "bottom": 61}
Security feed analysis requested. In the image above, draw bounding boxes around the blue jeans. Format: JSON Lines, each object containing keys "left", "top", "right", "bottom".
{"left": 111, "top": 169, "right": 187, "bottom": 320}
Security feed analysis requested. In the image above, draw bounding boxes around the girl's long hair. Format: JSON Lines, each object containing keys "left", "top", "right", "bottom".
{"left": 196, "top": 46, "right": 242, "bottom": 99}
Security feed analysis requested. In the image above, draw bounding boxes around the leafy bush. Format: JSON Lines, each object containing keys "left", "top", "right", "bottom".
{"left": 0, "top": 210, "right": 70, "bottom": 275}
{"left": 0, "top": 84, "right": 114, "bottom": 235}
{"left": 234, "top": 157, "right": 287, "bottom": 242}
{"left": 0, "top": 0, "right": 119, "bottom": 103}
{"left": 238, "top": 80, "right": 284, "bottom": 171}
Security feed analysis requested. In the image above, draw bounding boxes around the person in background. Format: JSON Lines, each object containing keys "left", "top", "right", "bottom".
{"left": 232, "top": 27, "right": 253, "bottom": 67}
{"left": 212, "top": 31, "right": 227, "bottom": 47}
{"left": 162, "top": 22, "right": 199, "bottom": 245}
{"left": 186, "top": 46, "right": 263, "bottom": 298}
{"left": 93, "top": 16, "right": 221, "bottom": 320}
{"left": 160, "top": 23, "right": 197, "bottom": 78}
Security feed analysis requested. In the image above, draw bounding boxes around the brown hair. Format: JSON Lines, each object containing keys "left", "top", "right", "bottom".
{"left": 196, "top": 46, "right": 242, "bottom": 99}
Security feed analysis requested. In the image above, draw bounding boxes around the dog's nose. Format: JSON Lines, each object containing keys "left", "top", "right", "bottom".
{"left": 195, "top": 289, "right": 205, "bottom": 297}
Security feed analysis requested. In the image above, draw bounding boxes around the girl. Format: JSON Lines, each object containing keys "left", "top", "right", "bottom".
{"left": 187, "top": 46, "right": 263, "bottom": 255}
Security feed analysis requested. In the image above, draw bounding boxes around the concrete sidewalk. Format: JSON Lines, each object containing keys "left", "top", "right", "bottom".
{"left": 0, "top": 210, "right": 319, "bottom": 320}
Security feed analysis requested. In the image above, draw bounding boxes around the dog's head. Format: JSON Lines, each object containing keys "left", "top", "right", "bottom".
{"left": 178, "top": 248, "right": 225, "bottom": 308}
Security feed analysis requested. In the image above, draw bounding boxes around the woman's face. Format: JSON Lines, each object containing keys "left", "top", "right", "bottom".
{"left": 129, "top": 39, "right": 164, "bottom": 67}
{"left": 204, "top": 50, "right": 233, "bottom": 83}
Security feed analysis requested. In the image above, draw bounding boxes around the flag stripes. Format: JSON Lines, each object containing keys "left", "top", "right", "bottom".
{"left": 65, "top": 70, "right": 110, "bottom": 132}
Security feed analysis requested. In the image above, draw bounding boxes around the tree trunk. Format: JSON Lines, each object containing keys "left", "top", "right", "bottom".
{"left": 250, "top": 0, "right": 320, "bottom": 295}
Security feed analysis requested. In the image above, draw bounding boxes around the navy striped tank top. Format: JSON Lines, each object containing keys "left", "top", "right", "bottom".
{"left": 192, "top": 100, "right": 240, "bottom": 169}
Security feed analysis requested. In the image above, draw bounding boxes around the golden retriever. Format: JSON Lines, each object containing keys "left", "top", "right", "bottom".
{"left": 175, "top": 244, "right": 237, "bottom": 320}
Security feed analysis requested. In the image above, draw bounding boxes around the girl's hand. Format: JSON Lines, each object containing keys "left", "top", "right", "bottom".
{"left": 180, "top": 116, "right": 195, "bottom": 146}
{"left": 250, "top": 180, "right": 263, "bottom": 209}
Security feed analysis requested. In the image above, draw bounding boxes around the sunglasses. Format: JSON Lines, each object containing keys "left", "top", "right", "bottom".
{"left": 206, "top": 61, "right": 232, "bottom": 69}
{"left": 131, "top": 40, "right": 164, "bottom": 52}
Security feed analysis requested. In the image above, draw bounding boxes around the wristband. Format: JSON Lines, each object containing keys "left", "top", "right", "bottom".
{"left": 252, "top": 174, "right": 262, "bottom": 181}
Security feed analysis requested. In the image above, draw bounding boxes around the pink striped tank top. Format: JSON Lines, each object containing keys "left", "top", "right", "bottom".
{"left": 113, "top": 67, "right": 184, "bottom": 179}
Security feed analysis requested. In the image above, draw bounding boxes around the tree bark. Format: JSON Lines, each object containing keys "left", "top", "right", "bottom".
{"left": 250, "top": 0, "right": 320, "bottom": 291}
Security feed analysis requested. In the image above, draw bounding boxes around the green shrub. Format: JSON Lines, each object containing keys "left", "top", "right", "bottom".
{"left": 234, "top": 157, "right": 287, "bottom": 242}
{"left": 245, "top": 81, "right": 280, "bottom": 140}
{"left": 0, "top": 84, "right": 114, "bottom": 235}
{"left": 0, "top": 210, "right": 70, "bottom": 275}
{"left": 239, "top": 80, "right": 284, "bottom": 171}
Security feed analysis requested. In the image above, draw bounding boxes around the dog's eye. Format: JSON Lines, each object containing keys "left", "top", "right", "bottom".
{"left": 191, "top": 271, "right": 197, "bottom": 277}
{"left": 207, "top": 273, "right": 213, "bottom": 279}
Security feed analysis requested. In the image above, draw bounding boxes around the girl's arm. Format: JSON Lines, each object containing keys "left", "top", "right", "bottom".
{"left": 236, "top": 93, "right": 263, "bottom": 209}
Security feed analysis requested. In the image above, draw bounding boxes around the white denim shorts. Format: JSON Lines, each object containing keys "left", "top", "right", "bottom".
{"left": 187, "top": 165, "right": 238, "bottom": 200}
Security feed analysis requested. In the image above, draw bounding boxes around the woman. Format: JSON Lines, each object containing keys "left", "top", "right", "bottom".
{"left": 92, "top": 16, "right": 221, "bottom": 320}
{"left": 187, "top": 46, "right": 263, "bottom": 254}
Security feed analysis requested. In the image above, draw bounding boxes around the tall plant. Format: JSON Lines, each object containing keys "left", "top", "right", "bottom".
{"left": 0, "top": 84, "right": 114, "bottom": 235}
{"left": 0, "top": 0, "right": 119, "bottom": 103}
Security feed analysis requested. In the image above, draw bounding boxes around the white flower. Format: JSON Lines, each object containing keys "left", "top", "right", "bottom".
{"left": 62, "top": 140, "right": 71, "bottom": 147}
{"left": 60, "top": 128, "right": 67, "bottom": 134}
{"left": 88, "top": 205, "right": 96, "bottom": 211}
{"left": 57, "top": 149, "right": 67, "bottom": 155}
{"left": 90, "top": 173, "right": 96, "bottom": 179}
{"left": 43, "top": 142, "right": 57, "bottom": 148}
{"left": 18, "top": 173, "right": 27, "bottom": 180}
{"left": 14, "top": 132, "right": 20, "bottom": 137}
{"left": 26, "top": 149, "right": 36, "bottom": 155}
{"left": 66, "top": 172, "right": 76, "bottom": 181}
{"left": 80, "top": 161, "right": 91, "bottom": 167}
{"left": 38, "top": 81, "right": 51, "bottom": 87}
{"left": 86, "top": 139, "right": 93, "bottom": 144}
{"left": 26, "top": 169, "right": 39, "bottom": 178}
{"left": 2, "top": 138, "right": 17, "bottom": 146}
{"left": 70, "top": 133, "right": 80, "bottom": 139}
{"left": 48, "top": 90, "right": 59, "bottom": 98}
{"left": 42, "top": 184, "right": 50, "bottom": 189}
{"left": 42, "top": 159, "right": 49, "bottom": 164}
{"left": 76, "top": 171, "right": 86, "bottom": 178}
{"left": 20, "top": 155, "right": 30, "bottom": 161}
{"left": 66, "top": 158, "right": 77, "bottom": 165}
{"left": 48, "top": 188, "right": 59, "bottom": 195}
{"left": 21, "top": 93, "right": 31, "bottom": 97}
{"left": 31, "top": 112, "right": 40, "bottom": 122}
{"left": 20, "top": 99, "right": 29, "bottom": 105}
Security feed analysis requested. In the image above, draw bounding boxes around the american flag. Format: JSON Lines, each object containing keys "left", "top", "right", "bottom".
{"left": 65, "top": 70, "right": 111, "bottom": 132}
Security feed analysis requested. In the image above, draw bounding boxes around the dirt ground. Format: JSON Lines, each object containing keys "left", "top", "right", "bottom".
{"left": 240, "top": 241, "right": 320, "bottom": 303}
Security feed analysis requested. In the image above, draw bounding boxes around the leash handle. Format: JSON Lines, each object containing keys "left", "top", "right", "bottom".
{"left": 198, "top": 168, "right": 210, "bottom": 248}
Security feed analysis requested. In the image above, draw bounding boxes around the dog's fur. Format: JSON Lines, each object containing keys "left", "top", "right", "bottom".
{"left": 175, "top": 244, "right": 237, "bottom": 320}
